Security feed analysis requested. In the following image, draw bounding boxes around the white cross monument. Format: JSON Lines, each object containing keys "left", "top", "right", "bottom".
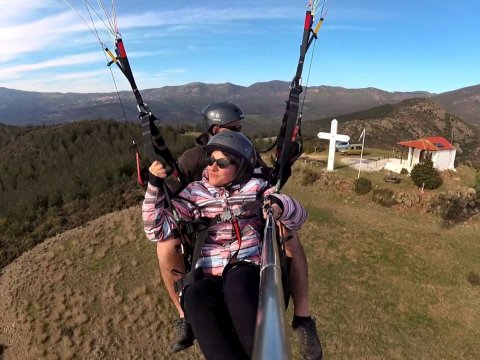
{"left": 317, "top": 119, "right": 350, "bottom": 171}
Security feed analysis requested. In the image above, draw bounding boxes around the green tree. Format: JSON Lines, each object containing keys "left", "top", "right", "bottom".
{"left": 410, "top": 159, "right": 442, "bottom": 190}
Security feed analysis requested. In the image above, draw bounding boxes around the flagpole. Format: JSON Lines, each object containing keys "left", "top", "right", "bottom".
{"left": 357, "top": 128, "right": 366, "bottom": 179}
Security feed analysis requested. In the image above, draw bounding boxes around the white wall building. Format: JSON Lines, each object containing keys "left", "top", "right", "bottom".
{"left": 384, "top": 136, "right": 456, "bottom": 173}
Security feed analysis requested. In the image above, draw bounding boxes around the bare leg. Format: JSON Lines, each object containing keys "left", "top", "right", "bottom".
{"left": 284, "top": 230, "right": 323, "bottom": 359}
{"left": 156, "top": 237, "right": 185, "bottom": 317}
{"left": 283, "top": 230, "right": 310, "bottom": 317}
{"left": 157, "top": 238, "right": 195, "bottom": 352}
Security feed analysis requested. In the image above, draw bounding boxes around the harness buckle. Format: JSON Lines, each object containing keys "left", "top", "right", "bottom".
{"left": 215, "top": 206, "right": 245, "bottom": 223}
{"left": 215, "top": 211, "right": 232, "bottom": 222}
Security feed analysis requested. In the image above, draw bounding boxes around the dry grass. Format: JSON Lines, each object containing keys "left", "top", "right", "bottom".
{"left": 283, "top": 170, "right": 480, "bottom": 360}
{"left": 0, "top": 207, "right": 203, "bottom": 360}
{"left": 0, "top": 169, "right": 479, "bottom": 359}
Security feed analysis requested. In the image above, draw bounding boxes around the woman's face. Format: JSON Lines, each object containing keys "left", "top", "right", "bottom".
{"left": 207, "top": 150, "right": 238, "bottom": 187}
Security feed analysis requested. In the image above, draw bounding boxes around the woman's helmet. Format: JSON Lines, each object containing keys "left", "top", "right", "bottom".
{"left": 205, "top": 132, "right": 256, "bottom": 184}
{"left": 202, "top": 102, "right": 245, "bottom": 133}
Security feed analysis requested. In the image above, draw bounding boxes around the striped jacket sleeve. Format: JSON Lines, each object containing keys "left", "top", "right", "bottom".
{"left": 265, "top": 189, "right": 308, "bottom": 231}
{"left": 142, "top": 177, "right": 194, "bottom": 242}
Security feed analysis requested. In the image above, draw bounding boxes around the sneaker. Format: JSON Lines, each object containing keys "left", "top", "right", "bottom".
{"left": 172, "top": 318, "right": 195, "bottom": 353}
{"left": 292, "top": 317, "right": 323, "bottom": 360}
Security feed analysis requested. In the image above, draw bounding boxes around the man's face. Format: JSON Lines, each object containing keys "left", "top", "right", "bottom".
{"left": 214, "top": 121, "right": 242, "bottom": 134}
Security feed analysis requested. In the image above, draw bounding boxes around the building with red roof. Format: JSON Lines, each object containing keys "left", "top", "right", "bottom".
{"left": 384, "top": 136, "right": 456, "bottom": 173}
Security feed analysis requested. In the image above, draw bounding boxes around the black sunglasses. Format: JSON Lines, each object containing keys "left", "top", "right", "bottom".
{"left": 221, "top": 124, "right": 242, "bottom": 132}
{"left": 205, "top": 155, "right": 235, "bottom": 169}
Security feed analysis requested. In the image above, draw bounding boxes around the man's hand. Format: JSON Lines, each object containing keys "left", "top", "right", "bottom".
{"left": 263, "top": 202, "right": 282, "bottom": 221}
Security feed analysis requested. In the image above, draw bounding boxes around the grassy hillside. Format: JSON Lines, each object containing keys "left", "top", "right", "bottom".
{"left": 0, "top": 166, "right": 479, "bottom": 359}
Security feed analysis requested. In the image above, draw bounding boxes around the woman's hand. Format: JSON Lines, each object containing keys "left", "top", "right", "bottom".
{"left": 149, "top": 161, "right": 167, "bottom": 179}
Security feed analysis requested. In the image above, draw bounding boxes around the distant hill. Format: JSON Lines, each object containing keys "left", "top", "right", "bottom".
{"left": 0, "top": 83, "right": 435, "bottom": 127}
{"left": 303, "top": 98, "right": 480, "bottom": 165}
{"left": 433, "top": 84, "right": 480, "bottom": 129}
{"left": 0, "top": 120, "right": 197, "bottom": 270}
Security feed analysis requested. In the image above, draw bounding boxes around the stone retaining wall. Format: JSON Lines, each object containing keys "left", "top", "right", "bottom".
{"left": 427, "top": 187, "right": 480, "bottom": 219}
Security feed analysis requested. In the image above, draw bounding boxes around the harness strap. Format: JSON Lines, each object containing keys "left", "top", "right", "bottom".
{"left": 174, "top": 219, "right": 212, "bottom": 293}
{"left": 216, "top": 196, "right": 264, "bottom": 263}
{"left": 229, "top": 217, "right": 243, "bottom": 263}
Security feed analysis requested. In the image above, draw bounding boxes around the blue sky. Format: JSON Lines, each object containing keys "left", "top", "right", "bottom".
{"left": 1, "top": 0, "right": 478, "bottom": 94}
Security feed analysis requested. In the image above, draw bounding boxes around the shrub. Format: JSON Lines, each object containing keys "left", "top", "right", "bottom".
{"left": 48, "top": 191, "right": 64, "bottom": 208}
{"left": 118, "top": 162, "right": 135, "bottom": 177}
{"left": 428, "top": 193, "right": 463, "bottom": 221}
{"left": 410, "top": 160, "right": 442, "bottom": 189}
{"left": 301, "top": 168, "right": 320, "bottom": 186}
{"left": 467, "top": 271, "right": 480, "bottom": 286}
{"left": 400, "top": 168, "right": 409, "bottom": 175}
{"left": 474, "top": 170, "right": 480, "bottom": 194}
{"left": 354, "top": 177, "right": 372, "bottom": 195}
{"left": 371, "top": 188, "right": 397, "bottom": 207}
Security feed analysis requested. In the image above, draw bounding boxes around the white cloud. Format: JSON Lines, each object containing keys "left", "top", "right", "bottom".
{"left": 116, "top": 6, "right": 297, "bottom": 30}
{"left": 0, "top": 52, "right": 102, "bottom": 78}
{"left": 0, "top": 63, "right": 190, "bottom": 93}
{"left": 53, "top": 68, "right": 109, "bottom": 81}
{"left": 1, "top": 71, "right": 123, "bottom": 93}
{"left": 0, "top": 4, "right": 297, "bottom": 64}
{"left": 0, "top": 11, "right": 92, "bottom": 62}
{"left": 128, "top": 50, "right": 175, "bottom": 58}
{"left": 0, "top": 2, "right": 303, "bottom": 92}
{"left": 0, "top": 0, "right": 59, "bottom": 25}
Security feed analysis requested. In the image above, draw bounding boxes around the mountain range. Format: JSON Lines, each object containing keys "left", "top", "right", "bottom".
{"left": 1, "top": 82, "right": 480, "bottom": 131}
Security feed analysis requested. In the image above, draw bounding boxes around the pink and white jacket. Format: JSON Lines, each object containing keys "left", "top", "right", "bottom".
{"left": 143, "top": 170, "right": 307, "bottom": 277}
